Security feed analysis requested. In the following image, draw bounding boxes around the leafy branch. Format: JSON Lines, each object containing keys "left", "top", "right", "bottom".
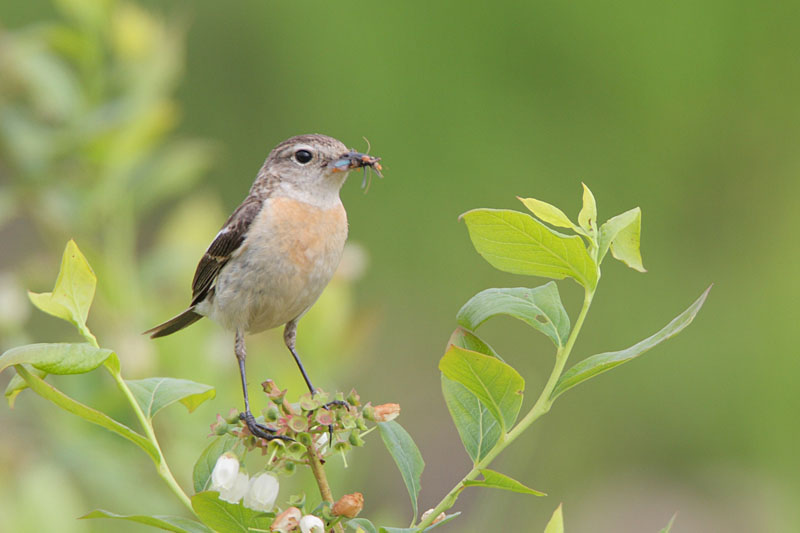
{"left": 385, "top": 184, "right": 707, "bottom": 532}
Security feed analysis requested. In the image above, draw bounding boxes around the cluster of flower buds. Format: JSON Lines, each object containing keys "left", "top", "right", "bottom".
{"left": 207, "top": 384, "right": 395, "bottom": 531}
{"left": 209, "top": 381, "right": 401, "bottom": 468}
{"left": 210, "top": 453, "right": 279, "bottom": 511}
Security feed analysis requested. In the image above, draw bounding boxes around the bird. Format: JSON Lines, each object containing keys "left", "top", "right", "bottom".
{"left": 145, "top": 134, "right": 382, "bottom": 440}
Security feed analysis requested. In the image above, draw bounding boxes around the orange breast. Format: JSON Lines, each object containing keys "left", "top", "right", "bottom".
{"left": 269, "top": 197, "right": 348, "bottom": 275}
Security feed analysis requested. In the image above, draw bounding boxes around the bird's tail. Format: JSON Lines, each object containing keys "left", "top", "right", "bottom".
{"left": 144, "top": 308, "right": 203, "bottom": 338}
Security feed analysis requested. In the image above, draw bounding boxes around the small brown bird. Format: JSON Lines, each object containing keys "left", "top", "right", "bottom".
{"left": 145, "top": 134, "right": 382, "bottom": 440}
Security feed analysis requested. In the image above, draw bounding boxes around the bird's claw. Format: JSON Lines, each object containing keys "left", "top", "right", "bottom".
{"left": 239, "top": 411, "right": 293, "bottom": 442}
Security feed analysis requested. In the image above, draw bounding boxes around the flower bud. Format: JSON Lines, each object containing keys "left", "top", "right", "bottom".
{"left": 225, "top": 408, "right": 242, "bottom": 424}
{"left": 219, "top": 471, "right": 250, "bottom": 504}
{"left": 346, "top": 389, "right": 361, "bottom": 406}
{"left": 264, "top": 404, "right": 281, "bottom": 422}
{"left": 299, "top": 514, "right": 325, "bottom": 533}
{"left": 421, "top": 509, "right": 446, "bottom": 525}
{"left": 210, "top": 452, "right": 240, "bottom": 491}
{"left": 348, "top": 431, "right": 365, "bottom": 447}
{"left": 332, "top": 492, "right": 364, "bottom": 518}
{"left": 271, "top": 506, "right": 301, "bottom": 532}
{"left": 314, "top": 409, "right": 334, "bottom": 426}
{"left": 243, "top": 472, "right": 279, "bottom": 512}
{"left": 373, "top": 403, "right": 401, "bottom": 422}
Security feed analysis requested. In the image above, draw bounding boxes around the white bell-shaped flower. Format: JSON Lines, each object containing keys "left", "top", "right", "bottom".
{"left": 243, "top": 472, "right": 279, "bottom": 511}
{"left": 299, "top": 514, "right": 325, "bottom": 533}
{"left": 219, "top": 471, "right": 250, "bottom": 504}
{"left": 210, "top": 452, "right": 240, "bottom": 492}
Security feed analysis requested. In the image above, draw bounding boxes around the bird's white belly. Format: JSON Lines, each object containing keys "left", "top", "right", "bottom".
{"left": 198, "top": 197, "right": 347, "bottom": 334}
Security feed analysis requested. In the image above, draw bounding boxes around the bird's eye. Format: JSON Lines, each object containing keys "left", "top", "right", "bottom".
{"left": 294, "top": 149, "right": 313, "bottom": 164}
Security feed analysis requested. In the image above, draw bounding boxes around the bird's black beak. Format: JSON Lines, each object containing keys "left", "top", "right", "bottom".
{"left": 330, "top": 151, "right": 383, "bottom": 177}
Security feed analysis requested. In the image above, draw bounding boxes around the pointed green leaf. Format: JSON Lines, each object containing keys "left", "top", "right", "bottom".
{"left": 463, "top": 469, "right": 546, "bottom": 496}
{"left": 81, "top": 509, "right": 212, "bottom": 533}
{"left": 461, "top": 209, "right": 597, "bottom": 289}
{"left": 378, "top": 421, "right": 425, "bottom": 522}
{"left": 517, "top": 197, "right": 575, "bottom": 229}
{"left": 660, "top": 514, "right": 677, "bottom": 533}
{"left": 0, "top": 343, "right": 114, "bottom": 376}
{"left": 457, "top": 283, "right": 570, "bottom": 347}
{"left": 598, "top": 207, "right": 645, "bottom": 271}
{"left": 193, "top": 434, "right": 241, "bottom": 493}
{"left": 597, "top": 207, "right": 637, "bottom": 262}
{"left": 191, "top": 492, "right": 274, "bottom": 533}
{"left": 544, "top": 504, "right": 564, "bottom": 533}
{"left": 552, "top": 286, "right": 711, "bottom": 399}
{"left": 448, "top": 326, "right": 502, "bottom": 360}
{"left": 14, "top": 365, "right": 159, "bottom": 462}
{"left": 126, "top": 377, "right": 215, "bottom": 420}
{"left": 578, "top": 183, "right": 597, "bottom": 233}
{"left": 443, "top": 328, "right": 502, "bottom": 462}
{"left": 28, "top": 240, "right": 97, "bottom": 339}
{"left": 442, "top": 376, "right": 501, "bottom": 463}
{"left": 440, "top": 345, "right": 524, "bottom": 432}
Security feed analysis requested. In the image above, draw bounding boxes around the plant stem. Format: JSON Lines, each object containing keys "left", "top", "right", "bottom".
{"left": 307, "top": 445, "right": 345, "bottom": 533}
{"left": 82, "top": 326, "right": 194, "bottom": 513}
{"left": 417, "top": 289, "right": 596, "bottom": 529}
{"left": 106, "top": 365, "right": 194, "bottom": 513}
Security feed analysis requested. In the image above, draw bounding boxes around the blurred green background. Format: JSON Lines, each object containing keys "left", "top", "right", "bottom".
{"left": 1, "top": 0, "right": 798, "bottom": 531}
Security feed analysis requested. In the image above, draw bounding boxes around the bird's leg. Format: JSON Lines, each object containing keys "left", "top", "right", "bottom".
{"left": 235, "top": 329, "right": 291, "bottom": 441}
{"left": 283, "top": 321, "right": 347, "bottom": 442}
{"left": 283, "top": 320, "right": 317, "bottom": 395}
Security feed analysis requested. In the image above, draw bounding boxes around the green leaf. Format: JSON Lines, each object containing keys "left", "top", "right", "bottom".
{"left": 517, "top": 196, "right": 575, "bottom": 229}
{"left": 126, "top": 377, "right": 216, "bottom": 420}
{"left": 191, "top": 492, "right": 274, "bottom": 533}
{"left": 456, "top": 283, "right": 570, "bottom": 347}
{"left": 461, "top": 208, "right": 598, "bottom": 289}
{"left": 443, "top": 328, "right": 502, "bottom": 463}
{"left": 193, "top": 434, "right": 241, "bottom": 493}
{"left": 14, "top": 365, "right": 159, "bottom": 463}
{"left": 348, "top": 518, "right": 379, "bottom": 533}
{"left": 552, "top": 286, "right": 711, "bottom": 399}
{"left": 442, "top": 376, "right": 501, "bottom": 463}
{"left": 448, "top": 326, "right": 502, "bottom": 360}
{"left": 660, "top": 514, "right": 677, "bottom": 533}
{"left": 439, "top": 345, "right": 524, "bottom": 432}
{"left": 463, "top": 468, "right": 546, "bottom": 496}
{"left": 81, "top": 509, "right": 212, "bottom": 533}
{"left": 598, "top": 207, "right": 645, "bottom": 271}
{"left": 544, "top": 504, "right": 564, "bottom": 533}
{"left": 378, "top": 421, "right": 425, "bottom": 522}
{"left": 28, "top": 240, "right": 97, "bottom": 341}
{"left": 5, "top": 366, "right": 45, "bottom": 407}
{"left": 578, "top": 183, "right": 597, "bottom": 233}
{"left": 0, "top": 343, "right": 114, "bottom": 376}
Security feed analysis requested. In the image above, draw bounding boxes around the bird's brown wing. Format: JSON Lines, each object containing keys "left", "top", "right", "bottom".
{"left": 190, "top": 195, "right": 264, "bottom": 306}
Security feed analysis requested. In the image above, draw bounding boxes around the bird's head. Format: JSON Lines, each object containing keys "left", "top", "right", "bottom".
{"left": 259, "top": 134, "right": 382, "bottom": 202}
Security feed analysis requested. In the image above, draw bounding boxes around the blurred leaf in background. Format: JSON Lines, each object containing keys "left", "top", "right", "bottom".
{"left": 0, "top": 1, "right": 375, "bottom": 531}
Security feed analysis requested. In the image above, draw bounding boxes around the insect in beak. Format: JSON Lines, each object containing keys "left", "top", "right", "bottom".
{"left": 330, "top": 150, "right": 383, "bottom": 192}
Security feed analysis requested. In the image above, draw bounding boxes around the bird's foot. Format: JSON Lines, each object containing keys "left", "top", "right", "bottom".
{"left": 322, "top": 399, "right": 349, "bottom": 410}
{"left": 239, "top": 410, "right": 293, "bottom": 442}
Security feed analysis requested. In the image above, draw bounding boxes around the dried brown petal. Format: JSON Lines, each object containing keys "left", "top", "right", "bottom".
{"left": 332, "top": 492, "right": 364, "bottom": 518}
